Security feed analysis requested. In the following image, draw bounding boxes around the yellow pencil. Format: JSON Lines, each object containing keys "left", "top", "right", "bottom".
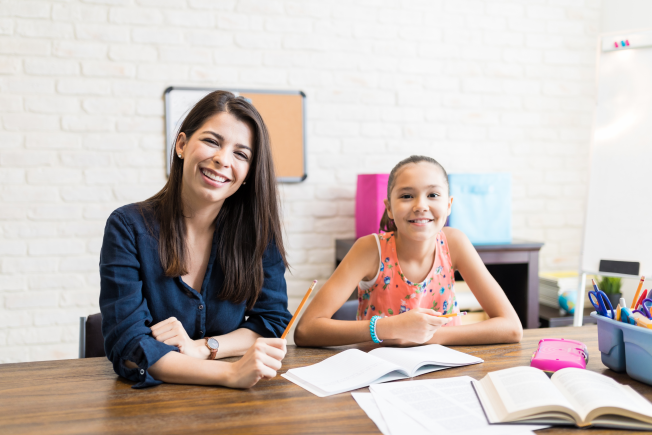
{"left": 281, "top": 280, "right": 317, "bottom": 339}
{"left": 438, "top": 312, "right": 467, "bottom": 318}
{"left": 631, "top": 276, "right": 646, "bottom": 309}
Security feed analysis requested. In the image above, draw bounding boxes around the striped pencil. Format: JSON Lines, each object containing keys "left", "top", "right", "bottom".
{"left": 631, "top": 276, "right": 646, "bottom": 309}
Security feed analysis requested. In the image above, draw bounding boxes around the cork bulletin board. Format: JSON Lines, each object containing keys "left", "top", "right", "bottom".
{"left": 164, "top": 87, "right": 307, "bottom": 182}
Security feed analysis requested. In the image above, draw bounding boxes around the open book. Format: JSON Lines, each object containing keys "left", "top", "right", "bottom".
{"left": 472, "top": 366, "right": 652, "bottom": 430}
{"left": 282, "top": 344, "right": 483, "bottom": 397}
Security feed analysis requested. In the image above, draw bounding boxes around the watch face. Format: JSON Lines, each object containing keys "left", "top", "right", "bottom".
{"left": 207, "top": 337, "right": 219, "bottom": 350}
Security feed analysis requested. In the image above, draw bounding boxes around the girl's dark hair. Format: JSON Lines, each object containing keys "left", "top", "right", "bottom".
{"left": 379, "top": 155, "right": 449, "bottom": 233}
{"left": 140, "top": 90, "right": 286, "bottom": 310}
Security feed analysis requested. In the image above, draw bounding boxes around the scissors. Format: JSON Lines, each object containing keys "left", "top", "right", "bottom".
{"left": 588, "top": 279, "right": 615, "bottom": 319}
{"left": 634, "top": 298, "right": 652, "bottom": 319}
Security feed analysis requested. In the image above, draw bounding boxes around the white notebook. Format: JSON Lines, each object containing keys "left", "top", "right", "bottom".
{"left": 282, "top": 344, "right": 483, "bottom": 397}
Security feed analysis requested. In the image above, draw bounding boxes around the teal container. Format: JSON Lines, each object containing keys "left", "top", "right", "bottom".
{"left": 591, "top": 312, "right": 652, "bottom": 386}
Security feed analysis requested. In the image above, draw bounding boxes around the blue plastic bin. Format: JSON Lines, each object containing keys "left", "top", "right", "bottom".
{"left": 591, "top": 311, "right": 652, "bottom": 386}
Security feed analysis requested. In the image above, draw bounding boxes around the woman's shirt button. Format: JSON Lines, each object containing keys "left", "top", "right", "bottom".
{"left": 199, "top": 304, "right": 204, "bottom": 310}
{"left": 139, "top": 369, "right": 145, "bottom": 375}
{"left": 199, "top": 330, "right": 204, "bottom": 336}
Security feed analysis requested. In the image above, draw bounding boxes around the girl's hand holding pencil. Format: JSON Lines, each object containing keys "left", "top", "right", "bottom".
{"left": 375, "top": 307, "right": 451, "bottom": 345}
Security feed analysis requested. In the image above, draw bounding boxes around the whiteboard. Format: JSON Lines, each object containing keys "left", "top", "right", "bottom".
{"left": 580, "top": 30, "right": 652, "bottom": 277}
{"left": 164, "top": 87, "right": 307, "bottom": 182}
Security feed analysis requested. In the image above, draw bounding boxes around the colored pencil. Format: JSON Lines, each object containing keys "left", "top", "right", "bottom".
{"left": 635, "top": 289, "right": 648, "bottom": 310}
{"left": 438, "top": 312, "right": 467, "bottom": 318}
{"left": 631, "top": 276, "right": 646, "bottom": 309}
{"left": 281, "top": 280, "right": 317, "bottom": 339}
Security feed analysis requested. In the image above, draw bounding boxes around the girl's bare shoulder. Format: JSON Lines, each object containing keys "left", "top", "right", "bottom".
{"left": 441, "top": 227, "right": 474, "bottom": 268}
{"left": 442, "top": 226, "right": 469, "bottom": 247}
{"left": 350, "top": 233, "right": 380, "bottom": 257}
{"left": 344, "top": 234, "right": 382, "bottom": 279}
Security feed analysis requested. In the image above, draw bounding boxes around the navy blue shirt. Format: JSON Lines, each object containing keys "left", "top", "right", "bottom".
{"left": 99, "top": 204, "right": 292, "bottom": 388}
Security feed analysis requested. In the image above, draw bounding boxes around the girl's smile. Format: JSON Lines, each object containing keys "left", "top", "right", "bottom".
{"left": 408, "top": 218, "right": 434, "bottom": 225}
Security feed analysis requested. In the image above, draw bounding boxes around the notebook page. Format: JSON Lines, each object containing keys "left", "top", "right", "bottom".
{"left": 489, "top": 366, "right": 575, "bottom": 415}
{"left": 369, "top": 344, "right": 483, "bottom": 375}
{"left": 281, "top": 349, "right": 405, "bottom": 396}
{"left": 370, "top": 377, "right": 548, "bottom": 435}
{"left": 552, "top": 368, "right": 652, "bottom": 422}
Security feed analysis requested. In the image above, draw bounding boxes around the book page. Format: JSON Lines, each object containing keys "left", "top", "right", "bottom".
{"left": 368, "top": 344, "right": 483, "bottom": 375}
{"left": 370, "top": 376, "right": 547, "bottom": 435}
{"left": 552, "top": 368, "right": 652, "bottom": 422}
{"left": 488, "top": 367, "right": 576, "bottom": 416}
{"left": 282, "top": 349, "right": 404, "bottom": 396}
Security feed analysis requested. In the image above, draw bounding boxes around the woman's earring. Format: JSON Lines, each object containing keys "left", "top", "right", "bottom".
{"left": 243, "top": 181, "right": 247, "bottom": 185}
{"left": 178, "top": 154, "right": 182, "bottom": 159}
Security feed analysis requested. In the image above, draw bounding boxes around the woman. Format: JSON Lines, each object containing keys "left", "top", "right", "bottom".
{"left": 100, "top": 91, "right": 291, "bottom": 389}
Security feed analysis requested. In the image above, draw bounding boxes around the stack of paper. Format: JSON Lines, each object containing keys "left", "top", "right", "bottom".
{"left": 354, "top": 377, "right": 549, "bottom": 435}
{"left": 539, "top": 271, "right": 588, "bottom": 308}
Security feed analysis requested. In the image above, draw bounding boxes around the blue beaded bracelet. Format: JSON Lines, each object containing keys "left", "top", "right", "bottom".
{"left": 369, "top": 315, "right": 383, "bottom": 343}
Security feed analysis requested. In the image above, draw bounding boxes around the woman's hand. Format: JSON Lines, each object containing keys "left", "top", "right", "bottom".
{"left": 376, "top": 308, "right": 450, "bottom": 344}
{"left": 151, "top": 317, "right": 209, "bottom": 360}
{"left": 224, "top": 337, "right": 287, "bottom": 389}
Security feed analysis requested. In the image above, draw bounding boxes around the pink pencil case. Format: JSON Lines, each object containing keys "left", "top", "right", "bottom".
{"left": 530, "top": 338, "right": 589, "bottom": 375}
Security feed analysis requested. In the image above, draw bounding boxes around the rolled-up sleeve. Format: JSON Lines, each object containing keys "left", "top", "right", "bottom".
{"left": 99, "top": 210, "right": 177, "bottom": 389}
{"left": 240, "top": 240, "right": 292, "bottom": 338}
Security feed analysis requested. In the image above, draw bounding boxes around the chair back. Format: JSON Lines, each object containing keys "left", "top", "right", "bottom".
{"left": 79, "top": 313, "right": 105, "bottom": 358}
{"left": 332, "top": 300, "right": 358, "bottom": 321}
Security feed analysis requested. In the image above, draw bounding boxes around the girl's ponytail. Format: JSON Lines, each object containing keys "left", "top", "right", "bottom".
{"left": 379, "top": 208, "right": 396, "bottom": 232}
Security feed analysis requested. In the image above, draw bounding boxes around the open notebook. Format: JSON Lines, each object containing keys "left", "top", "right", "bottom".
{"left": 282, "top": 344, "right": 483, "bottom": 397}
{"left": 472, "top": 366, "right": 652, "bottom": 430}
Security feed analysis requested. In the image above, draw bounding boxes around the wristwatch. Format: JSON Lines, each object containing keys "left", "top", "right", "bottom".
{"left": 205, "top": 337, "right": 219, "bottom": 360}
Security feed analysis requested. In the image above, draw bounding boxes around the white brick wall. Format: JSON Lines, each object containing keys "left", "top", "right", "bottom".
{"left": 0, "top": 0, "right": 601, "bottom": 363}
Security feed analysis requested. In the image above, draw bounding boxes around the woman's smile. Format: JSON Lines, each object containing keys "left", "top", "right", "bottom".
{"left": 200, "top": 167, "right": 231, "bottom": 187}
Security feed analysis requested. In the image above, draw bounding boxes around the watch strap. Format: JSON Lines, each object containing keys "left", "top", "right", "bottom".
{"left": 205, "top": 338, "right": 218, "bottom": 360}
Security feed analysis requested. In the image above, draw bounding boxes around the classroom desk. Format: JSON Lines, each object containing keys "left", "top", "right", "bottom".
{"left": 0, "top": 325, "right": 647, "bottom": 434}
{"left": 336, "top": 238, "right": 545, "bottom": 329}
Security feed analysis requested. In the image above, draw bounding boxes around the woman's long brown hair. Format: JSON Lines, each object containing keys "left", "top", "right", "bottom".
{"left": 141, "top": 90, "right": 287, "bottom": 310}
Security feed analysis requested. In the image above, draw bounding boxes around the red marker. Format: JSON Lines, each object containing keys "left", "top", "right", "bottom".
{"left": 636, "top": 289, "right": 648, "bottom": 310}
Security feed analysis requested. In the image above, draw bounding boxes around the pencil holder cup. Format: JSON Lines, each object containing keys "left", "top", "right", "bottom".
{"left": 591, "top": 312, "right": 652, "bottom": 386}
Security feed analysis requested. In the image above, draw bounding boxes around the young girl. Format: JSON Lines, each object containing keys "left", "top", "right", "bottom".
{"left": 295, "top": 155, "right": 523, "bottom": 347}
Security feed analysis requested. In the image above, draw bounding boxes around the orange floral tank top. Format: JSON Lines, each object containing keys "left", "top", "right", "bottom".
{"left": 357, "top": 231, "right": 460, "bottom": 327}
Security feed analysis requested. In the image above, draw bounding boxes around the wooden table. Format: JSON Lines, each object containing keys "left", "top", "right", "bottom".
{"left": 1, "top": 325, "right": 648, "bottom": 434}
{"left": 336, "top": 238, "right": 544, "bottom": 329}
